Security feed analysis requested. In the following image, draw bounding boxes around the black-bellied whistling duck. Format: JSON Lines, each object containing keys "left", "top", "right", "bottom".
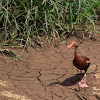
{"left": 67, "top": 41, "right": 90, "bottom": 87}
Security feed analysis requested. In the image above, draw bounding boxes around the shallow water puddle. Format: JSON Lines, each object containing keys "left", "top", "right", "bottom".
{"left": 1, "top": 91, "right": 31, "bottom": 100}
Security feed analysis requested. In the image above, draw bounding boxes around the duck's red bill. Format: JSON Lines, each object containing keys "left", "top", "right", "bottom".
{"left": 67, "top": 45, "right": 73, "bottom": 48}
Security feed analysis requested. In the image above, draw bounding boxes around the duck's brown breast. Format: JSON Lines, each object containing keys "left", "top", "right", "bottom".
{"left": 73, "top": 56, "right": 90, "bottom": 70}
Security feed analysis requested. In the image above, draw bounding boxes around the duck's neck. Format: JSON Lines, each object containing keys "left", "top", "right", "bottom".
{"left": 74, "top": 46, "right": 78, "bottom": 57}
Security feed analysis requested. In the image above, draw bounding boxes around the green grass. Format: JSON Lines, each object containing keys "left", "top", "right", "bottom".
{"left": 0, "top": 0, "right": 100, "bottom": 47}
{"left": 0, "top": 48, "right": 20, "bottom": 61}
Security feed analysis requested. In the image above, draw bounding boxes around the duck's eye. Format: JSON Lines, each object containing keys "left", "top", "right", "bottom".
{"left": 74, "top": 43, "right": 77, "bottom": 45}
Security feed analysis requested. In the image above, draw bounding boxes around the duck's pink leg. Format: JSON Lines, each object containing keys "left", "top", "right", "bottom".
{"left": 77, "top": 70, "right": 84, "bottom": 85}
{"left": 79, "top": 73, "right": 88, "bottom": 87}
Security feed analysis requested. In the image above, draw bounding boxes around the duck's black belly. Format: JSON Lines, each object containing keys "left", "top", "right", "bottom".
{"left": 82, "top": 63, "right": 90, "bottom": 72}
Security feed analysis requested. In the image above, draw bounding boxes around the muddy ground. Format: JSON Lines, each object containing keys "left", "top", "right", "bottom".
{"left": 0, "top": 34, "right": 100, "bottom": 100}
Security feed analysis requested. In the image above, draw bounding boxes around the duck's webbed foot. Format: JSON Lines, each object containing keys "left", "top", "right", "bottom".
{"left": 76, "top": 79, "right": 84, "bottom": 85}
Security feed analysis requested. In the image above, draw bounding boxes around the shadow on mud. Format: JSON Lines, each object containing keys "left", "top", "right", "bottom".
{"left": 49, "top": 74, "right": 83, "bottom": 86}
{"left": 60, "top": 74, "right": 81, "bottom": 86}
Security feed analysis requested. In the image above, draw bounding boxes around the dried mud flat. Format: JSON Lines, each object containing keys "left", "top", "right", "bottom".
{"left": 0, "top": 35, "right": 100, "bottom": 100}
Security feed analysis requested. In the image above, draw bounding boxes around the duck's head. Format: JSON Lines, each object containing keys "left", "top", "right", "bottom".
{"left": 67, "top": 41, "right": 78, "bottom": 48}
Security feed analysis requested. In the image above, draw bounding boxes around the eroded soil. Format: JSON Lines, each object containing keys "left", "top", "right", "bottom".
{"left": 0, "top": 35, "right": 100, "bottom": 100}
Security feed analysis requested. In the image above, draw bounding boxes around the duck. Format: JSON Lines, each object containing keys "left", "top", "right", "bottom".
{"left": 67, "top": 41, "right": 90, "bottom": 87}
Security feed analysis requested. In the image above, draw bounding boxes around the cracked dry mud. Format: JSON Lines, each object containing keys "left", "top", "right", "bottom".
{"left": 0, "top": 36, "right": 100, "bottom": 100}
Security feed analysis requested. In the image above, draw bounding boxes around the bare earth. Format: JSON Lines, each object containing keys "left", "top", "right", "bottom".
{"left": 0, "top": 35, "right": 100, "bottom": 100}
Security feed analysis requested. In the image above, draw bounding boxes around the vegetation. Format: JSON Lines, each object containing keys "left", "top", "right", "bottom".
{"left": 0, "top": 48, "right": 20, "bottom": 61}
{"left": 0, "top": 0, "right": 100, "bottom": 48}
